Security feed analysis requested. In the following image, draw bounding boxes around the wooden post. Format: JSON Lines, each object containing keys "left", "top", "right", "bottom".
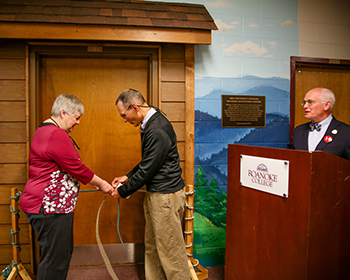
{"left": 6, "top": 188, "right": 32, "bottom": 280}
{"left": 185, "top": 184, "right": 195, "bottom": 257}
{"left": 185, "top": 185, "right": 208, "bottom": 280}
{"left": 11, "top": 188, "right": 20, "bottom": 270}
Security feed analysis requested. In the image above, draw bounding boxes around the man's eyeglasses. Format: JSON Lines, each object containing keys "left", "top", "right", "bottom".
{"left": 301, "top": 99, "right": 322, "bottom": 106}
{"left": 120, "top": 104, "right": 167, "bottom": 117}
{"left": 120, "top": 105, "right": 131, "bottom": 118}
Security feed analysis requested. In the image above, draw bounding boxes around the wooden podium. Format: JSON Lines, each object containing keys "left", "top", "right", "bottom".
{"left": 225, "top": 144, "right": 350, "bottom": 280}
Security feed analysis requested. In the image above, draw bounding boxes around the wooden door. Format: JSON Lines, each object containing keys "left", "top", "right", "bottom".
{"left": 40, "top": 55, "right": 149, "bottom": 245}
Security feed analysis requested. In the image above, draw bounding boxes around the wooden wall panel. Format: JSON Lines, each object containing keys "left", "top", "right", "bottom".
{"left": 162, "top": 103, "right": 185, "bottom": 122}
{"left": 0, "top": 101, "right": 26, "bottom": 121}
{"left": 0, "top": 80, "right": 26, "bottom": 100}
{"left": 0, "top": 41, "right": 26, "bottom": 58}
{"left": 0, "top": 144, "right": 27, "bottom": 163}
{"left": 0, "top": 224, "right": 30, "bottom": 244}
{"left": 0, "top": 185, "right": 25, "bottom": 204}
{"left": 0, "top": 59, "right": 25, "bottom": 79}
{"left": 172, "top": 122, "right": 185, "bottom": 141}
{"left": 0, "top": 164, "right": 27, "bottom": 184}
{"left": 0, "top": 123, "right": 26, "bottom": 142}
{"left": 177, "top": 142, "right": 185, "bottom": 160}
{"left": 161, "top": 82, "right": 185, "bottom": 102}
{"left": 0, "top": 205, "right": 28, "bottom": 224}
{"left": 161, "top": 43, "right": 185, "bottom": 61}
{"left": 160, "top": 43, "right": 190, "bottom": 188}
{"left": 0, "top": 40, "right": 29, "bottom": 271}
{"left": 0, "top": 244, "right": 31, "bottom": 264}
{"left": 161, "top": 61, "right": 185, "bottom": 81}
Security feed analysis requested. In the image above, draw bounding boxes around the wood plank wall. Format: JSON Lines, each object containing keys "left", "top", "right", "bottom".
{"left": 0, "top": 40, "right": 32, "bottom": 272}
{"left": 160, "top": 43, "right": 187, "bottom": 180}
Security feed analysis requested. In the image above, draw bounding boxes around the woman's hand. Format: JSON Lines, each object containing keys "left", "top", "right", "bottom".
{"left": 89, "top": 175, "right": 114, "bottom": 194}
{"left": 98, "top": 180, "right": 114, "bottom": 194}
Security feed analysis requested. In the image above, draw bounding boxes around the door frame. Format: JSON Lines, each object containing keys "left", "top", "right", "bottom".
{"left": 289, "top": 56, "right": 350, "bottom": 141}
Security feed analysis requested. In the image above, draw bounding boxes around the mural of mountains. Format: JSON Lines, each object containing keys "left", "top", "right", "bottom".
{"left": 195, "top": 110, "right": 290, "bottom": 189}
{"left": 192, "top": 77, "right": 292, "bottom": 267}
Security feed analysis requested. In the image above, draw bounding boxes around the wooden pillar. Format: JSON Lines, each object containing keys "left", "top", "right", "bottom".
{"left": 11, "top": 188, "right": 20, "bottom": 272}
{"left": 185, "top": 44, "right": 195, "bottom": 188}
{"left": 184, "top": 45, "right": 208, "bottom": 280}
{"left": 7, "top": 188, "right": 32, "bottom": 280}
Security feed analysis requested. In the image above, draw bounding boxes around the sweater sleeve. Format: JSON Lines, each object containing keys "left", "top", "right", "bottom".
{"left": 118, "top": 128, "right": 170, "bottom": 198}
{"left": 46, "top": 129, "right": 94, "bottom": 184}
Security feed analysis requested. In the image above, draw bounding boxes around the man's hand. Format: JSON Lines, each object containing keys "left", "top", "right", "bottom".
{"left": 111, "top": 187, "right": 121, "bottom": 199}
{"left": 112, "top": 175, "right": 128, "bottom": 188}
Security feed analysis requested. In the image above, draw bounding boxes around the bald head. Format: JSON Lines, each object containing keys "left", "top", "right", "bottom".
{"left": 302, "top": 87, "right": 334, "bottom": 123}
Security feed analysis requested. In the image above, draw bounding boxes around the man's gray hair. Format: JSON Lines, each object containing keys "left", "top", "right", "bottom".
{"left": 51, "top": 94, "right": 84, "bottom": 117}
{"left": 319, "top": 88, "right": 336, "bottom": 110}
{"left": 116, "top": 88, "right": 146, "bottom": 108}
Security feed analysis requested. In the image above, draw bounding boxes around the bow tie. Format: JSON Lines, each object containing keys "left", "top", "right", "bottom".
{"left": 309, "top": 122, "right": 321, "bottom": 131}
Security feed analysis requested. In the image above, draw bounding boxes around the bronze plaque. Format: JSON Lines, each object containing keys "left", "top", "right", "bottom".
{"left": 222, "top": 95, "right": 266, "bottom": 127}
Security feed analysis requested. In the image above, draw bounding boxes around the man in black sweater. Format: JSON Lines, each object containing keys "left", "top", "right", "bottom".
{"left": 111, "top": 88, "right": 190, "bottom": 280}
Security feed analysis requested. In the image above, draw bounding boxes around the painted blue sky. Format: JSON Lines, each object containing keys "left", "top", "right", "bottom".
{"left": 148, "top": 0, "right": 298, "bottom": 83}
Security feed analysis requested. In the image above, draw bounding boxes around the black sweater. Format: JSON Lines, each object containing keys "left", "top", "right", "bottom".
{"left": 118, "top": 111, "right": 184, "bottom": 198}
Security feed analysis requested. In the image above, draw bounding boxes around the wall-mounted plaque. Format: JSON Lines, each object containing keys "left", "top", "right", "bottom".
{"left": 222, "top": 95, "right": 266, "bottom": 128}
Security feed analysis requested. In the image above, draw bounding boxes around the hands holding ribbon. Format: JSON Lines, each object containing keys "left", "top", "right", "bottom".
{"left": 111, "top": 175, "right": 129, "bottom": 199}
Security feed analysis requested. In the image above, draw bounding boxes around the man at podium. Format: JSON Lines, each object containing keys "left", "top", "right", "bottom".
{"left": 289, "top": 87, "right": 350, "bottom": 160}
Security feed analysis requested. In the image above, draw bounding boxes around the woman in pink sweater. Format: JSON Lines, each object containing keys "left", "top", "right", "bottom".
{"left": 21, "top": 94, "right": 113, "bottom": 280}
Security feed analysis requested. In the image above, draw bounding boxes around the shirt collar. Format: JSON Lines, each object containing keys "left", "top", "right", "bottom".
{"left": 318, "top": 114, "right": 332, "bottom": 126}
{"left": 141, "top": 107, "right": 156, "bottom": 131}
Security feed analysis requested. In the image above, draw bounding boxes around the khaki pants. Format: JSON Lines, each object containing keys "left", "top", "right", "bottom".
{"left": 144, "top": 187, "right": 191, "bottom": 280}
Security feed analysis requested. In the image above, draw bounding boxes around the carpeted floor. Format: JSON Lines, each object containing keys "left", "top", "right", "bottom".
{"left": 67, "top": 264, "right": 224, "bottom": 280}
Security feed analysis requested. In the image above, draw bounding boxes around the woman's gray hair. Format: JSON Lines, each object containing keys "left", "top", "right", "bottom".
{"left": 51, "top": 94, "right": 84, "bottom": 117}
{"left": 319, "top": 88, "right": 336, "bottom": 110}
{"left": 116, "top": 88, "right": 146, "bottom": 108}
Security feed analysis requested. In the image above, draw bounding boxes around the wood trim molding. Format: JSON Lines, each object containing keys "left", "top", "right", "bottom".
{"left": 184, "top": 44, "right": 195, "bottom": 187}
{"left": 0, "top": 23, "right": 212, "bottom": 45}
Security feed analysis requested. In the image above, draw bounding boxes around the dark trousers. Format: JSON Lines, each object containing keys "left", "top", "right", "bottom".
{"left": 25, "top": 207, "right": 74, "bottom": 280}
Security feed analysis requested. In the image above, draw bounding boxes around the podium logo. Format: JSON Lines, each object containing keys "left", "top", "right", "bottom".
{"left": 257, "top": 164, "right": 268, "bottom": 172}
{"left": 247, "top": 163, "right": 278, "bottom": 187}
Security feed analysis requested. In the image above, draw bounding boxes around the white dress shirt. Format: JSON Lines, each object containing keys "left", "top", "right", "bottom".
{"left": 308, "top": 114, "right": 333, "bottom": 151}
{"left": 140, "top": 107, "right": 156, "bottom": 132}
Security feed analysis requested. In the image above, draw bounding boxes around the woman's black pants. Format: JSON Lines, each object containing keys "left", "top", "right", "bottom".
{"left": 25, "top": 207, "right": 74, "bottom": 280}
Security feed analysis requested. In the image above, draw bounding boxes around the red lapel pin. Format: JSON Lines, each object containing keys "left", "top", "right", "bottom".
{"left": 323, "top": 135, "right": 333, "bottom": 143}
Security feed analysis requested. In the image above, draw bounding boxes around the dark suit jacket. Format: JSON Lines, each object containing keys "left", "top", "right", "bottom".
{"left": 288, "top": 117, "right": 350, "bottom": 160}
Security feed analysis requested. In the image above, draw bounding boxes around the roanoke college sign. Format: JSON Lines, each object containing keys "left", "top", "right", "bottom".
{"left": 240, "top": 154, "right": 289, "bottom": 198}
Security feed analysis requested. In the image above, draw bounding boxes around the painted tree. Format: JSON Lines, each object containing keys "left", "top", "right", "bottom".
{"left": 194, "top": 166, "right": 227, "bottom": 228}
